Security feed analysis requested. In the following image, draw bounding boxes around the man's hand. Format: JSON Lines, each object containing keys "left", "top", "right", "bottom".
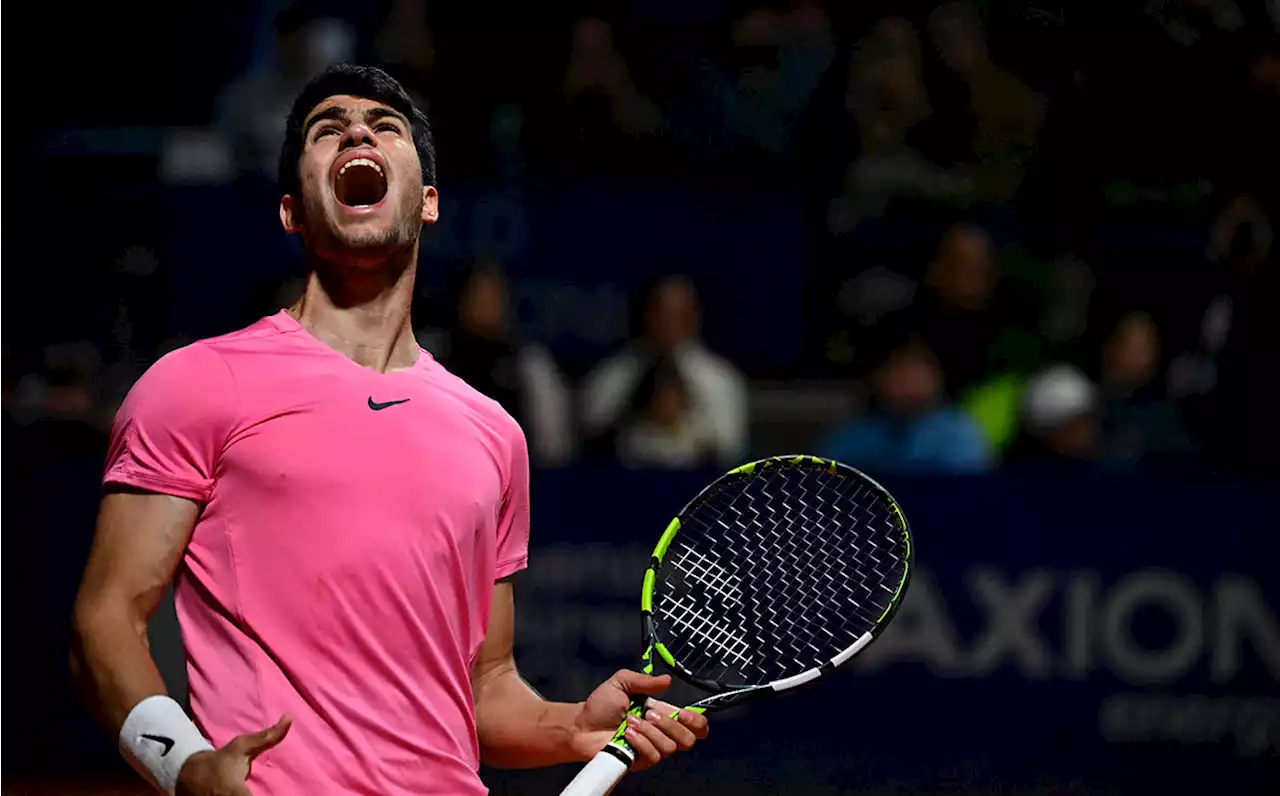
{"left": 570, "top": 670, "right": 708, "bottom": 771}
{"left": 175, "top": 716, "right": 292, "bottom": 796}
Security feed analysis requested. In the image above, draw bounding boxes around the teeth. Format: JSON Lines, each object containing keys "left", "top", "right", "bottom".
{"left": 339, "top": 157, "right": 383, "bottom": 177}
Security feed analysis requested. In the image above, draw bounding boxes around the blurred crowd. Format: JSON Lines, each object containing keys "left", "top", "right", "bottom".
{"left": 7, "top": 0, "right": 1280, "bottom": 476}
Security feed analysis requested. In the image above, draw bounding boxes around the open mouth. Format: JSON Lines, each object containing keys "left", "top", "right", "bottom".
{"left": 335, "top": 157, "right": 388, "bottom": 208}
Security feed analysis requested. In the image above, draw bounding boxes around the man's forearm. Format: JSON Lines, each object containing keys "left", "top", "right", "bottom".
{"left": 70, "top": 603, "right": 170, "bottom": 734}
{"left": 474, "top": 668, "right": 585, "bottom": 769}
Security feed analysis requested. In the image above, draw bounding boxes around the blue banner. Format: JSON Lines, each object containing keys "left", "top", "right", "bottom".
{"left": 496, "top": 469, "right": 1280, "bottom": 795}
{"left": 9, "top": 454, "right": 1277, "bottom": 793}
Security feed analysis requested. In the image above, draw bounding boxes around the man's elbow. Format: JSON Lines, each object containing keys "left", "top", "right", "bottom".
{"left": 71, "top": 592, "right": 147, "bottom": 658}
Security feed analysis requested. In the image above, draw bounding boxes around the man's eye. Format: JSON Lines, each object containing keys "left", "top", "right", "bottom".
{"left": 315, "top": 128, "right": 339, "bottom": 139}
{"left": 376, "top": 123, "right": 399, "bottom": 133}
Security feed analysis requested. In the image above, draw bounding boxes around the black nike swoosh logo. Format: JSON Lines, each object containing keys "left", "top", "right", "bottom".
{"left": 368, "top": 397, "right": 411, "bottom": 411}
{"left": 140, "top": 733, "right": 175, "bottom": 756}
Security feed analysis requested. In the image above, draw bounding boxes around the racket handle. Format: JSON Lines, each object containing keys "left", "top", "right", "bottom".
{"left": 559, "top": 746, "right": 632, "bottom": 796}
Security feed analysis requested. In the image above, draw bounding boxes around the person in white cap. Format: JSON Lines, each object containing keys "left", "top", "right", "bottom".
{"left": 1010, "top": 364, "right": 1100, "bottom": 462}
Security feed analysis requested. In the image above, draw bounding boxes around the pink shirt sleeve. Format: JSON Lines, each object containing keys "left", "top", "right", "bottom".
{"left": 103, "top": 344, "right": 237, "bottom": 504}
{"left": 494, "top": 424, "right": 531, "bottom": 580}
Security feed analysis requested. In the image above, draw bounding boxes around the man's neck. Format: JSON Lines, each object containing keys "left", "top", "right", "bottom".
{"left": 288, "top": 252, "right": 421, "bottom": 373}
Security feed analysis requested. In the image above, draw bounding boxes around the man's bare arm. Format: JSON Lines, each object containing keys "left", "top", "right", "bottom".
{"left": 70, "top": 489, "right": 198, "bottom": 733}
{"left": 471, "top": 579, "right": 582, "bottom": 768}
{"left": 471, "top": 580, "right": 706, "bottom": 770}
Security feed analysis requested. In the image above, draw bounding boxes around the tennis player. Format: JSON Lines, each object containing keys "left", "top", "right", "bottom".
{"left": 70, "top": 64, "right": 707, "bottom": 796}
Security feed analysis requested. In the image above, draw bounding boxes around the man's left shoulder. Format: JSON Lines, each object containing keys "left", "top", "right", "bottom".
{"left": 423, "top": 359, "right": 526, "bottom": 443}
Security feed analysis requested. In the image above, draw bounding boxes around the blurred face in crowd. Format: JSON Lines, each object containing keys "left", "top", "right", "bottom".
{"left": 44, "top": 375, "right": 94, "bottom": 419}
{"left": 729, "top": 7, "right": 784, "bottom": 80}
{"left": 927, "top": 3, "right": 988, "bottom": 75}
{"left": 566, "top": 17, "right": 626, "bottom": 93}
{"left": 1101, "top": 311, "right": 1160, "bottom": 391}
{"left": 929, "top": 226, "right": 994, "bottom": 310}
{"left": 280, "top": 95, "right": 438, "bottom": 267}
{"left": 1040, "top": 414, "right": 1099, "bottom": 460}
{"left": 458, "top": 267, "right": 510, "bottom": 340}
{"left": 644, "top": 279, "right": 699, "bottom": 354}
{"left": 873, "top": 342, "right": 942, "bottom": 416}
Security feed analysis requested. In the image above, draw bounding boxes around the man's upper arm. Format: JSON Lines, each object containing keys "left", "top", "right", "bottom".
{"left": 103, "top": 343, "right": 237, "bottom": 502}
{"left": 80, "top": 341, "right": 237, "bottom": 623}
{"left": 75, "top": 491, "right": 201, "bottom": 628}
{"left": 473, "top": 579, "right": 517, "bottom": 688}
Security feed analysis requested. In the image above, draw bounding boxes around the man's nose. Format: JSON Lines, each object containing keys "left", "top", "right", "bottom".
{"left": 340, "top": 122, "right": 376, "bottom": 149}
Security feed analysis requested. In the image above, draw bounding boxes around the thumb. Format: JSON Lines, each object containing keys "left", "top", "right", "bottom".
{"left": 231, "top": 714, "right": 293, "bottom": 760}
{"left": 611, "top": 670, "right": 671, "bottom": 697}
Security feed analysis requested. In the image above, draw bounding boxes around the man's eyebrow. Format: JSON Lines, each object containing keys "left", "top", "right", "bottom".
{"left": 366, "top": 107, "right": 409, "bottom": 127}
{"left": 303, "top": 106, "right": 349, "bottom": 136}
{"left": 303, "top": 106, "right": 409, "bottom": 137}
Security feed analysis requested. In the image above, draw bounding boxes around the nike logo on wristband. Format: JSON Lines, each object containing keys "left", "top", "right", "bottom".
{"left": 140, "top": 733, "right": 175, "bottom": 756}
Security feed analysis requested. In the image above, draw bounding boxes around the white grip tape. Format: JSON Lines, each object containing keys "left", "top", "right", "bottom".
{"left": 119, "top": 695, "right": 215, "bottom": 795}
{"left": 559, "top": 747, "right": 632, "bottom": 796}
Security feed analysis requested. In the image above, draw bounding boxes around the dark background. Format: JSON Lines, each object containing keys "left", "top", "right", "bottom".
{"left": 4, "top": 0, "right": 1279, "bottom": 793}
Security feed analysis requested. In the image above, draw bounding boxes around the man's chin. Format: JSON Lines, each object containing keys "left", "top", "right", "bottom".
{"left": 334, "top": 230, "right": 404, "bottom": 256}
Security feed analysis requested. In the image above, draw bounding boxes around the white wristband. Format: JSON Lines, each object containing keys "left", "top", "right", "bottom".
{"left": 119, "top": 695, "right": 215, "bottom": 795}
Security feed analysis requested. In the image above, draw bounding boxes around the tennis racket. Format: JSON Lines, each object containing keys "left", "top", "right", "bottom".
{"left": 559, "top": 454, "right": 914, "bottom": 796}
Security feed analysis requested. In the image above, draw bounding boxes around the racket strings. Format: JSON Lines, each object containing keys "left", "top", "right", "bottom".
{"left": 652, "top": 463, "right": 907, "bottom": 686}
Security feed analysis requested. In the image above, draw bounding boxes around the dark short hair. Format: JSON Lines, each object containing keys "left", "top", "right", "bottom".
{"left": 278, "top": 63, "right": 436, "bottom": 199}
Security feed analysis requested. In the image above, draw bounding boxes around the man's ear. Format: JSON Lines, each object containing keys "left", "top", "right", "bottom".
{"left": 280, "top": 194, "right": 302, "bottom": 233}
{"left": 421, "top": 186, "right": 440, "bottom": 224}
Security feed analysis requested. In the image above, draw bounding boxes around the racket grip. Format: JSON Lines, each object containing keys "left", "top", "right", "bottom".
{"left": 558, "top": 746, "right": 632, "bottom": 796}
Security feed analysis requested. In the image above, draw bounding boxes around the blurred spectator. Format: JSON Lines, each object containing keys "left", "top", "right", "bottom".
{"left": 1193, "top": 196, "right": 1280, "bottom": 470}
{"left": 214, "top": 6, "right": 355, "bottom": 179}
{"left": 819, "top": 334, "right": 990, "bottom": 474}
{"left": 615, "top": 359, "right": 718, "bottom": 470}
{"left": 1147, "top": 0, "right": 1247, "bottom": 47}
{"left": 420, "top": 262, "right": 575, "bottom": 467}
{"left": 828, "top": 16, "right": 972, "bottom": 236}
{"left": 674, "top": 0, "right": 834, "bottom": 184}
{"left": 8, "top": 342, "right": 110, "bottom": 462}
{"left": 530, "top": 16, "right": 669, "bottom": 176}
{"left": 1007, "top": 365, "right": 1099, "bottom": 464}
{"left": 372, "top": 0, "right": 437, "bottom": 109}
{"left": 582, "top": 275, "right": 747, "bottom": 467}
{"left": 889, "top": 223, "right": 1002, "bottom": 396}
{"left": 1169, "top": 195, "right": 1272, "bottom": 402}
{"left": 1095, "top": 310, "right": 1193, "bottom": 467}
{"left": 923, "top": 2, "right": 1045, "bottom": 200}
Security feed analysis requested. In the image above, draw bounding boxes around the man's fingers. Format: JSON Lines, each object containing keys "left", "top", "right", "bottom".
{"left": 675, "top": 708, "right": 709, "bottom": 739}
{"left": 622, "top": 717, "right": 663, "bottom": 769}
{"left": 646, "top": 698, "right": 710, "bottom": 740}
{"left": 230, "top": 714, "right": 293, "bottom": 759}
{"left": 610, "top": 669, "right": 671, "bottom": 697}
{"left": 646, "top": 698, "right": 679, "bottom": 716}
{"left": 643, "top": 708, "right": 697, "bottom": 750}
{"left": 629, "top": 712, "right": 677, "bottom": 757}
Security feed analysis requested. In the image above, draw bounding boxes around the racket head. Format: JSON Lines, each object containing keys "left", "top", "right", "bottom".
{"left": 640, "top": 455, "right": 913, "bottom": 697}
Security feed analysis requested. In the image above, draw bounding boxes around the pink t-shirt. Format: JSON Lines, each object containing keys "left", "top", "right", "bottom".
{"left": 103, "top": 311, "right": 530, "bottom": 795}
